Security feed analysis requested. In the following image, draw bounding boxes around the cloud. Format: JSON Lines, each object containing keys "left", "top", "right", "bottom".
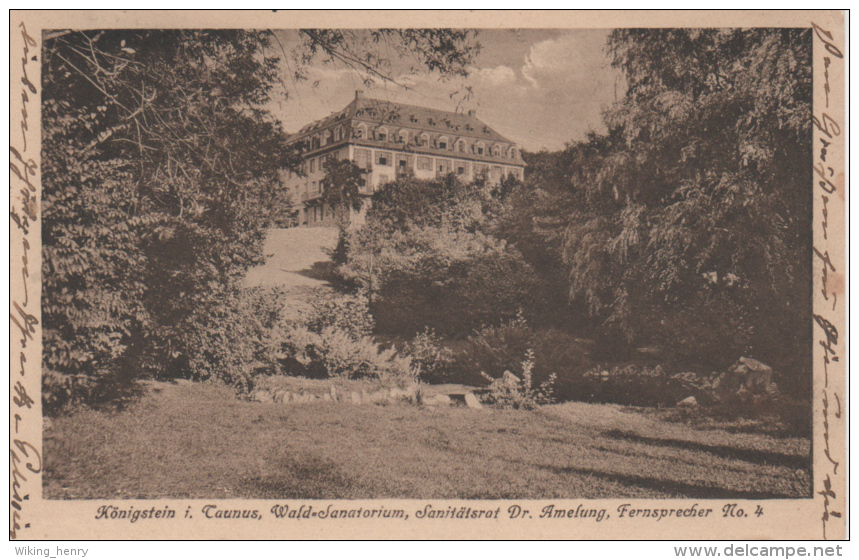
{"left": 472, "top": 65, "right": 517, "bottom": 87}
{"left": 520, "top": 34, "right": 603, "bottom": 90}
{"left": 265, "top": 29, "right": 624, "bottom": 151}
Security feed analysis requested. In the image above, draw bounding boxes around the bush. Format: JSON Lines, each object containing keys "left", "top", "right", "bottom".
{"left": 180, "top": 287, "right": 291, "bottom": 393}
{"left": 456, "top": 313, "right": 533, "bottom": 383}
{"left": 480, "top": 350, "right": 556, "bottom": 409}
{"left": 282, "top": 326, "right": 414, "bottom": 381}
{"left": 305, "top": 293, "right": 373, "bottom": 340}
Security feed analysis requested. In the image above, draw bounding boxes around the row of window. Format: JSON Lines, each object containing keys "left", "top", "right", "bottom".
{"left": 298, "top": 123, "right": 519, "bottom": 161}
{"left": 355, "top": 148, "right": 522, "bottom": 180}
{"left": 351, "top": 125, "right": 518, "bottom": 159}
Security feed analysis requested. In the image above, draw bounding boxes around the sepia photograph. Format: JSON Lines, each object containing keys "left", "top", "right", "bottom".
{"left": 10, "top": 10, "right": 846, "bottom": 541}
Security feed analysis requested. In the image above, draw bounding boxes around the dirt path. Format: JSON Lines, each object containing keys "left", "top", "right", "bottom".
{"left": 243, "top": 227, "right": 340, "bottom": 318}
{"left": 243, "top": 227, "right": 339, "bottom": 289}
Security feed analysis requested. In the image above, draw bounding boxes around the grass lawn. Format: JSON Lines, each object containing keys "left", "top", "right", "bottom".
{"left": 43, "top": 379, "right": 810, "bottom": 500}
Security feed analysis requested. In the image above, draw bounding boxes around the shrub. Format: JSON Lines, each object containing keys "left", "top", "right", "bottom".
{"left": 181, "top": 287, "right": 291, "bottom": 393}
{"left": 305, "top": 293, "right": 374, "bottom": 340}
{"left": 282, "top": 326, "right": 414, "bottom": 381}
{"left": 456, "top": 312, "right": 533, "bottom": 383}
{"left": 404, "top": 328, "right": 456, "bottom": 384}
{"left": 480, "top": 349, "right": 556, "bottom": 409}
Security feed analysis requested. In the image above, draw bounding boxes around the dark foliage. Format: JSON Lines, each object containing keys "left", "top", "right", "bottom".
{"left": 41, "top": 30, "right": 298, "bottom": 412}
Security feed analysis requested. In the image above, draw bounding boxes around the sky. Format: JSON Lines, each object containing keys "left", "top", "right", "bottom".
{"left": 266, "top": 29, "right": 625, "bottom": 152}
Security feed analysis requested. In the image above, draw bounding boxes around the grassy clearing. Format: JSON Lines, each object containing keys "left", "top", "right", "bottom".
{"left": 44, "top": 380, "right": 810, "bottom": 500}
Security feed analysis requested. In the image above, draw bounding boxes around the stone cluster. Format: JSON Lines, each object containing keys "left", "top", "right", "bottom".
{"left": 248, "top": 384, "right": 484, "bottom": 409}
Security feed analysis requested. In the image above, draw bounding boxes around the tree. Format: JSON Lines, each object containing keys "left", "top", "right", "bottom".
{"left": 320, "top": 158, "right": 368, "bottom": 225}
{"left": 560, "top": 29, "right": 813, "bottom": 387}
{"left": 338, "top": 176, "right": 537, "bottom": 336}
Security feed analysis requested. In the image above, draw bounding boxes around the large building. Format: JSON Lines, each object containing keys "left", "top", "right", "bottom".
{"left": 282, "top": 91, "right": 526, "bottom": 227}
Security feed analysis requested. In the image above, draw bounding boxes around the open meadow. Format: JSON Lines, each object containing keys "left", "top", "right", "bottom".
{"left": 43, "top": 379, "right": 810, "bottom": 500}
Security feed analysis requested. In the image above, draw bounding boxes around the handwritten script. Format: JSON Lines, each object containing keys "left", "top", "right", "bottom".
{"left": 10, "top": 21, "right": 42, "bottom": 540}
{"left": 810, "top": 20, "right": 844, "bottom": 541}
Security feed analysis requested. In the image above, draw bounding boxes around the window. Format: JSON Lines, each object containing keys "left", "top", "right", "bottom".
{"left": 353, "top": 126, "right": 364, "bottom": 139}
{"left": 493, "top": 145, "right": 502, "bottom": 157}
{"left": 474, "top": 163, "right": 488, "bottom": 176}
{"left": 319, "top": 157, "right": 326, "bottom": 172}
{"left": 457, "top": 141, "right": 466, "bottom": 153}
{"left": 418, "top": 133, "right": 430, "bottom": 147}
{"left": 438, "top": 136, "right": 448, "bottom": 150}
{"left": 353, "top": 148, "right": 371, "bottom": 169}
{"left": 376, "top": 127, "right": 387, "bottom": 141}
{"left": 398, "top": 130, "right": 408, "bottom": 143}
{"left": 509, "top": 147, "right": 517, "bottom": 159}
{"left": 309, "top": 158, "right": 316, "bottom": 173}
{"left": 376, "top": 151, "right": 392, "bottom": 166}
{"left": 456, "top": 161, "right": 468, "bottom": 175}
{"left": 311, "top": 181, "right": 317, "bottom": 192}
{"left": 437, "top": 159, "right": 451, "bottom": 174}
{"left": 417, "top": 156, "right": 432, "bottom": 171}
{"left": 491, "top": 165, "right": 502, "bottom": 179}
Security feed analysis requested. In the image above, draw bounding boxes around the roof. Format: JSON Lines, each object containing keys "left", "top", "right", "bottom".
{"left": 289, "top": 92, "right": 516, "bottom": 146}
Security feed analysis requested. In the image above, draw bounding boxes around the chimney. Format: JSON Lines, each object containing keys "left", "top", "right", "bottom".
{"left": 355, "top": 90, "right": 364, "bottom": 100}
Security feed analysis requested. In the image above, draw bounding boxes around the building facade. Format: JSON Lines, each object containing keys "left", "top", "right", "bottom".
{"left": 282, "top": 91, "right": 526, "bottom": 227}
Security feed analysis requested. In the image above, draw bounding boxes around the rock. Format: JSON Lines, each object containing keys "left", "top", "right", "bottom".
{"left": 254, "top": 390, "right": 273, "bottom": 403}
{"left": 329, "top": 386, "right": 337, "bottom": 401}
{"left": 677, "top": 396, "right": 698, "bottom": 408}
{"left": 369, "top": 390, "right": 389, "bottom": 404}
{"left": 464, "top": 392, "right": 483, "bottom": 410}
{"left": 425, "top": 394, "right": 452, "bottom": 407}
{"left": 273, "top": 390, "right": 286, "bottom": 404}
{"left": 351, "top": 391, "right": 362, "bottom": 404}
{"left": 730, "top": 357, "right": 774, "bottom": 394}
{"left": 361, "top": 390, "right": 369, "bottom": 404}
{"left": 321, "top": 393, "right": 331, "bottom": 402}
